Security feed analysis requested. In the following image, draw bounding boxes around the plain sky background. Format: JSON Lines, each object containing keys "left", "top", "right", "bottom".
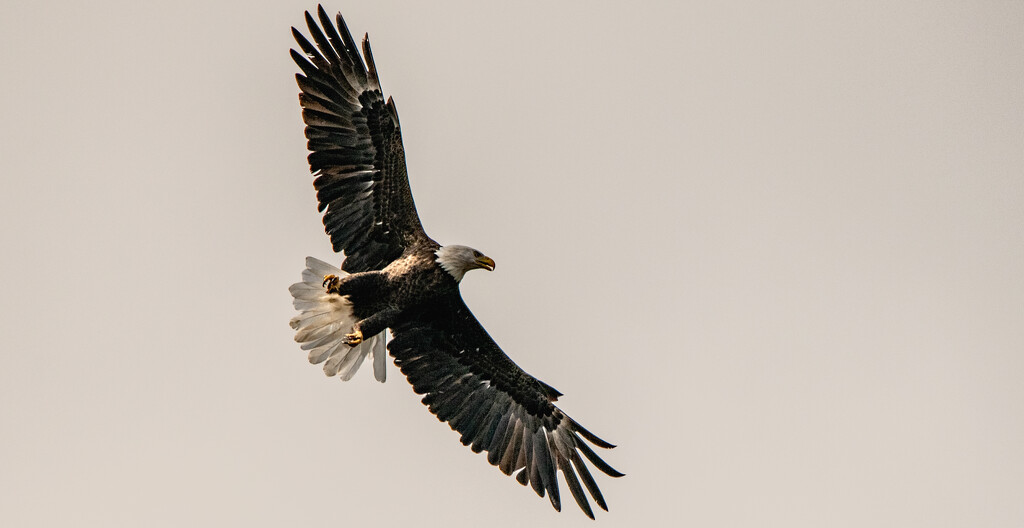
{"left": 2, "top": 1, "right": 1023, "bottom": 526}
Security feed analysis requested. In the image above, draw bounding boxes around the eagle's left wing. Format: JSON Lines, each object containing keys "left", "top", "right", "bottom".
{"left": 291, "top": 7, "right": 430, "bottom": 273}
{"left": 388, "top": 294, "right": 623, "bottom": 519}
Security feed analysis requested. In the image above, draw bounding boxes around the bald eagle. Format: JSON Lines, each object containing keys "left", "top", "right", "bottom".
{"left": 288, "top": 6, "right": 622, "bottom": 518}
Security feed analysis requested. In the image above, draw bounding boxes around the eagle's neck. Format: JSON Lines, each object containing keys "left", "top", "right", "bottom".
{"left": 435, "top": 245, "right": 470, "bottom": 282}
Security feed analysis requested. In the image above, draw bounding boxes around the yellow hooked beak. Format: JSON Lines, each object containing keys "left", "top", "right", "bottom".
{"left": 475, "top": 255, "right": 495, "bottom": 271}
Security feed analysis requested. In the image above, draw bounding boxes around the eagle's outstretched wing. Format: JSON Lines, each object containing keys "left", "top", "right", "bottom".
{"left": 388, "top": 294, "right": 624, "bottom": 519}
{"left": 291, "top": 7, "right": 429, "bottom": 273}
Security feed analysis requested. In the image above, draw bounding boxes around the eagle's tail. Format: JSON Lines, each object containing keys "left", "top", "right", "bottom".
{"left": 288, "top": 257, "right": 387, "bottom": 382}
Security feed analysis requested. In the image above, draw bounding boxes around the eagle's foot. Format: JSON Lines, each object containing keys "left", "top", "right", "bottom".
{"left": 322, "top": 274, "right": 341, "bottom": 293}
{"left": 344, "top": 330, "right": 363, "bottom": 347}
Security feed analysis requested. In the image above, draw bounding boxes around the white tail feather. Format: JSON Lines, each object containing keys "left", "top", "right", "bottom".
{"left": 289, "top": 257, "right": 387, "bottom": 382}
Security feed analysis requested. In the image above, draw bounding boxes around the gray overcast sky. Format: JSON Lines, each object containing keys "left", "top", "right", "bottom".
{"left": 2, "top": 1, "right": 1023, "bottom": 526}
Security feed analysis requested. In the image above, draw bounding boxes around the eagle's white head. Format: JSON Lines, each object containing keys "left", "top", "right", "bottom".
{"left": 436, "top": 245, "right": 495, "bottom": 282}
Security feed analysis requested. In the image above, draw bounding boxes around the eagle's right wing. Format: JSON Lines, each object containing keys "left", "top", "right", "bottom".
{"left": 388, "top": 293, "right": 623, "bottom": 519}
{"left": 291, "top": 7, "right": 430, "bottom": 273}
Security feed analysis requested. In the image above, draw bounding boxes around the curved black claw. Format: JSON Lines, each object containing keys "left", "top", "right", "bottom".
{"left": 323, "top": 274, "right": 340, "bottom": 293}
{"left": 344, "top": 330, "right": 363, "bottom": 347}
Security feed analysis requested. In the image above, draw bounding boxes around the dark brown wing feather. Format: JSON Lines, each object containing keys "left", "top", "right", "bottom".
{"left": 388, "top": 294, "right": 623, "bottom": 519}
{"left": 291, "top": 7, "right": 429, "bottom": 272}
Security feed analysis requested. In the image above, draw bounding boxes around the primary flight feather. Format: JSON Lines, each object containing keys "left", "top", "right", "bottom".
{"left": 288, "top": 6, "right": 622, "bottom": 518}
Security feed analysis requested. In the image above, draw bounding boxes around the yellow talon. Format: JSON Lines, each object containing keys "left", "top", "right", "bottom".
{"left": 344, "top": 330, "right": 363, "bottom": 346}
{"left": 323, "top": 274, "right": 345, "bottom": 294}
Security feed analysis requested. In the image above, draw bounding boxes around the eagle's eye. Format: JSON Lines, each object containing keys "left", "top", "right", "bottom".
{"left": 472, "top": 250, "right": 482, "bottom": 258}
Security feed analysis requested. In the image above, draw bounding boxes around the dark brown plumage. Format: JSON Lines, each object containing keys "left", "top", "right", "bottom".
{"left": 289, "top": 5, "right": 622, "bottom": 519}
